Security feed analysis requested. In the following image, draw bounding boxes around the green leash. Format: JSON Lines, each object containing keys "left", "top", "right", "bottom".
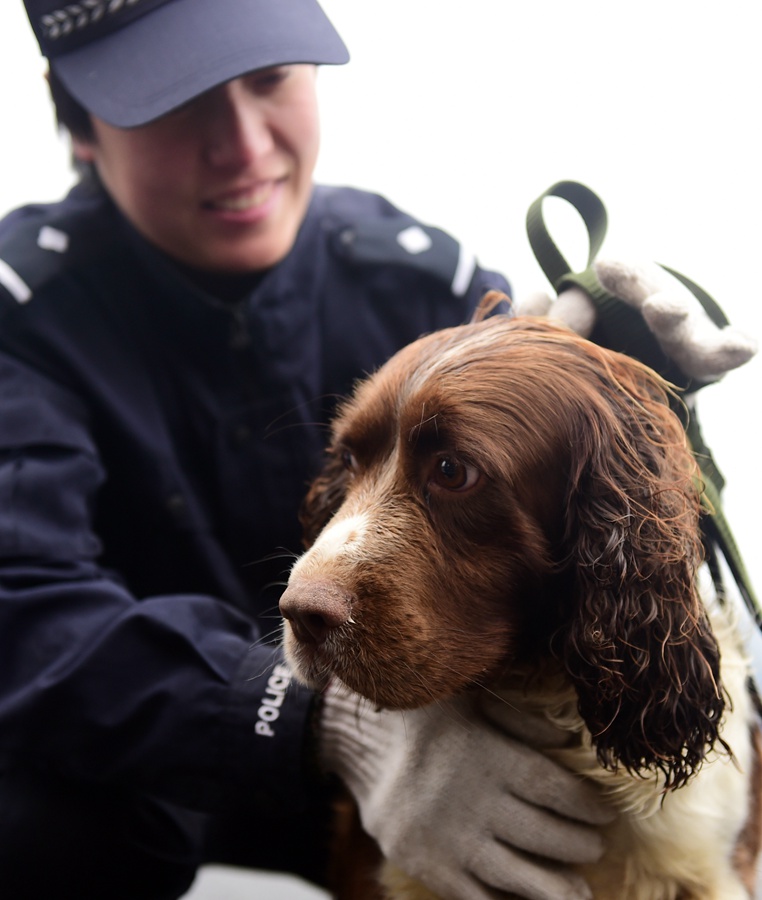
{"left": 526, "top": 180, "right": 761, "bottom": 629}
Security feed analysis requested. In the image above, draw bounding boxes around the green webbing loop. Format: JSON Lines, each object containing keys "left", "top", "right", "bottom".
{"left": 527, "top": 180, "right": 762, "bottom": 629}
{"left": 526, "top": 181, "right": 608, "bottom": 288}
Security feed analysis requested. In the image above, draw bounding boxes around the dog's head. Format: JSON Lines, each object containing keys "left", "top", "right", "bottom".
{"left": 281, "top": 312, "right": 723, "bottom": 788}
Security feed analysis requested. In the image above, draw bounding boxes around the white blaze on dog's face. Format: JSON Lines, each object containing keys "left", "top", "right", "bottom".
{"left": 280, "top": 318, "right": 566, "bottom": 710}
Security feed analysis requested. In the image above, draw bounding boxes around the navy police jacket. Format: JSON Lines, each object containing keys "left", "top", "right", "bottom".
{"left": 0, "top": 177, "right": 511, "bottom": 816}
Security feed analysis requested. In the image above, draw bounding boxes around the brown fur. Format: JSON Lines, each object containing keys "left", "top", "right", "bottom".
{"left": 281, "top": 306, "right": 761, "bottom": 898}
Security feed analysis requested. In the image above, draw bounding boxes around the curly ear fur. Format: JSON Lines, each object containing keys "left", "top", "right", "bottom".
{"left": 299, "top": 448, "right": 351, "bottom": 549}
{"left": 556, "top": 345, "right": 725, "bottom": 790}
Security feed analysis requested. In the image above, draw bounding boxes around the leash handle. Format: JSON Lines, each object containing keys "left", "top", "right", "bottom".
{"left": 526, "top": 181, "right": 608, "bottom": 290}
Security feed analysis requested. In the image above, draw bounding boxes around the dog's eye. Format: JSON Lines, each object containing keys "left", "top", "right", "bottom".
{"left": 340, "top": 448, "right": 358, "bottom": 473}
{"left": 429, "top": 456, "right": 480, "bottom": 492}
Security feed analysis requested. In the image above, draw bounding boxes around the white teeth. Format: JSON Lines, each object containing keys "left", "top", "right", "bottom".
{"left": 213, "top": 184, "right": 273, "bottom": 211}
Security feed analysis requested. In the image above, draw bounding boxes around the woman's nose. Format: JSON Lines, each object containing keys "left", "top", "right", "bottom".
{"left": 203, "top": 81, "right": 274, "bottom": 169}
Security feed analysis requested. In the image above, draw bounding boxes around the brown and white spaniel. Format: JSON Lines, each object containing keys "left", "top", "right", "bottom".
{"left": 280, "top": 300, "right": 762, "bottom": 899}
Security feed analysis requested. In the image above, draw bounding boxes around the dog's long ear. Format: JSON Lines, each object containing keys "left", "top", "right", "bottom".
{"left": 299, "top": 447, "right": 350, "bottom": 548}
{"left": 557, "top": 346, "right": 724, "bottom": 790}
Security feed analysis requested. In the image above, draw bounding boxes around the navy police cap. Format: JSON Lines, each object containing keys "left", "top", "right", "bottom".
{"left": 23, "top": 0, "right": 349, "bottom": 128}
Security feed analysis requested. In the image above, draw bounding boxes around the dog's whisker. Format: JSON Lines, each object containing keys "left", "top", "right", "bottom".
{"left": 262, "top": 393, "right": 344, "bottom": 440}
{"left": 247, "top": 626, "right": 287, "bottom": 652}
{"left": 244, "top": 644, "right": 284, "bottom": 680}
{"left": 241, "top": 548, "right": 301, "bottom": 570}
{"left": 463, "top": 677, "right": 522, "bottom": 711}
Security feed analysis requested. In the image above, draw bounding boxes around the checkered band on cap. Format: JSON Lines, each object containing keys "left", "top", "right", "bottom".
{"left": 30, "top": 0, "right": 169, "bottom": 56}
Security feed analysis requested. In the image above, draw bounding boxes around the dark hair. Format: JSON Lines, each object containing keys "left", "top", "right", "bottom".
{"left": 47, "top": 68, "right": 96, "bottom": 142}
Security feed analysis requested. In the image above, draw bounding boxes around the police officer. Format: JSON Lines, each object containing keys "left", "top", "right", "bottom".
{"left": 0, "top": 2, "right": 612, "bottom": 898}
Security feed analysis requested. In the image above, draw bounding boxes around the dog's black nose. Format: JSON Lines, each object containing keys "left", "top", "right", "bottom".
{"left": 280, "top": 580, "right": 354, "bottom": 646}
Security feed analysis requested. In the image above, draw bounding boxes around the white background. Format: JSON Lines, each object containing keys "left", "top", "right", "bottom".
{"left": 1, "top": 2, "right": 760, "bottom": 898}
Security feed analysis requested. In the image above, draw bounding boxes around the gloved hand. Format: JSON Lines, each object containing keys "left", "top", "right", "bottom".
{"left": 519, "top": 258, "right": 757, "bottom": 383}
{"left": 320, "top": 682, "right": 613, "bottom": 900}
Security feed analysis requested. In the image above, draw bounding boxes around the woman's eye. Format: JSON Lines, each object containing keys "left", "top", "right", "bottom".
{"left": 248, "top": 66, "right": 290, "bottom": 94}
{"left": 429, "top": 456, "right": 480, "bottom": 492}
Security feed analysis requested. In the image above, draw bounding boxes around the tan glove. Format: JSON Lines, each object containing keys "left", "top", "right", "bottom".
{"left": 320, "top": 683, "right": 613, "bottom": 900}
{"left": 519, "top": 258, "right": 757, "bottom": 383}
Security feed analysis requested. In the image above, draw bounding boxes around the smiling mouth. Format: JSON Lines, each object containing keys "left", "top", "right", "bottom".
{"left": 204, "top": 181, "right": 281, "bottom": 213}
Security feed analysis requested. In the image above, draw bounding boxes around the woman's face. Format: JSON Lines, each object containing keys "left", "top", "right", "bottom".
{"left": 75, "top": 65, "right": 321, "bottom": 272}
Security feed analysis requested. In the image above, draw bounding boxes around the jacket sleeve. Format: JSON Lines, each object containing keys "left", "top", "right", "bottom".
{"left": 0, "top": 349, "right": 316, "bottom": 813}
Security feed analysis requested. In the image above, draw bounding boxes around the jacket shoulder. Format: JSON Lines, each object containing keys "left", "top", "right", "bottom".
{"left": 313, "top": 186, "right": 479, "bottom": 297}
{"left": 0, "top": 181, "right": 115, "bottom": 308}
